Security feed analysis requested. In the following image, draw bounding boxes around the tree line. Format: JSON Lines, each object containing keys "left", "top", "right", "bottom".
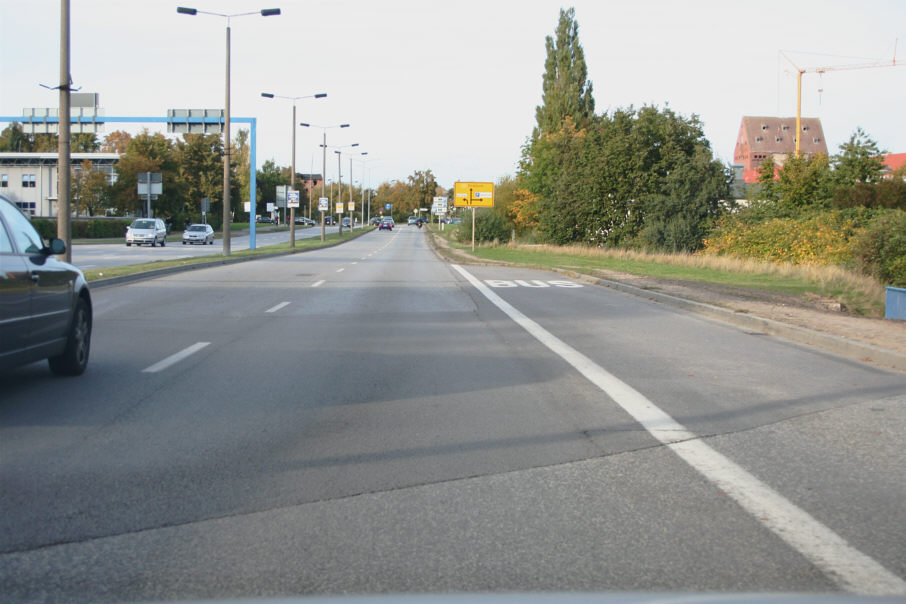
{"left": 468, "top": 7, "right": 904, "bottom": 259}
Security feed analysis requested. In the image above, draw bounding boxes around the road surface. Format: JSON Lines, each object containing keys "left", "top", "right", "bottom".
{"left": 2, "top": 225, "right": 904, "bottom": 602}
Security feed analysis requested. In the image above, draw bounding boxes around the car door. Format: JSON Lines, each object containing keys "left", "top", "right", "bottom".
{"left": 0, "top": 200, "right": 73, "bottom": 355}
{"left": 0, "top": 215, "right": 32, "bottom": 365}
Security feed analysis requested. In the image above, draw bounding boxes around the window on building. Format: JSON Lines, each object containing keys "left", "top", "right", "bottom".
{"left": 21, "top": 174, "right": 36, "bottom": 188}
{"left": 15, "top": 201, "right": 37, "bottom": 216}
{"left": 802, "top": 125, "right": 810, "bottom": 131}
{"left": 813, "top": 138, "right": 821, "bottom": 144}
{"left": 755, "top": 136, "right": 763, "bottom": 142}
{"left": 781, "top": 125, "right": 789, "bottom": 131}
{"left": 775, "top": 137, "right": 783, "bottom": 142}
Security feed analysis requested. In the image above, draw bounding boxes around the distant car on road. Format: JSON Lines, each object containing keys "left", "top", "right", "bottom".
{"left": 370, "top": 216, "right": 382, "bottom": 226}
{"left": 295, "top": 216, "right": 316, "bottom": 226}
{"left": 0, "top": 194, "right": 92, "bottom": 375}
{"left": 125, "top": 218, "right": 167, "bottom": 247}
{"left": 407, "top": 216, "right": 418, "bottom": 226}
{"left": 256, "top": 216, "right": 274, "bottom": 224}
{"left": 379, "top": 217, "right": 394, "bottom": 231}
{"left": 342, "top": 217, "right": 351, "bottom": 228}
{"left": 182, "top": 223, "right": 215, "bottom": 245}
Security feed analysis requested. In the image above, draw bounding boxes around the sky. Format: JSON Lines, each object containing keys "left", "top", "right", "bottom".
{"left": 1, "top": 0, "right": 904, "bottom": 190}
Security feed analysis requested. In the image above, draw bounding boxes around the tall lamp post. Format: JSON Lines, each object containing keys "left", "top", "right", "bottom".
{"left": 261, "top": 91, "right": 326, "bottom": 248}
{"left": 328, "top": 143, "right": 359, "bottom": 235}
{"left": 177, "top": 6, "right": 280, "bottom": 256}
{"left": 300, "top": 122, "right": 350, "bottom": 240}
{"left": 347, "top": 152, "right": 368, "bottom": 229}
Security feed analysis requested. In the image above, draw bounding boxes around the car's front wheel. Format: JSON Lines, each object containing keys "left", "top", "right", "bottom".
{"left": 48, "top": 297, "right": 91, "bottom": 376}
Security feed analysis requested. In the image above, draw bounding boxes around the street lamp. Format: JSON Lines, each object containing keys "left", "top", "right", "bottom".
{"left": 346, "top": 152, "right": 369, "bottom": 229}
{"left": 260, "top": 91, "right": 326, "bottom": 248}
{"left": 328, "top": 143, "right": 359, "bottom": 234}
{"left": 300, "top": 122, "right": 350, "bottom": 240}
{"left": 177, "top": 6, "right": 280, "bottom": 256}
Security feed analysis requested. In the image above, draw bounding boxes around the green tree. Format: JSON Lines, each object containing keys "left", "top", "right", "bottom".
{"left": 833, "top": 127, "right": 884, "bottom": 186}
{"left": 71, "top": 160, "right": 110, "bottom": 216}
{"left": 111, "top": 130, "right": 178, "bottom": 216}
{"left": 776, "top": 153, "right": 833, "bottom": 210}
{"left": 256, "top": 159, "right": 287, "bottom": 212}
{"left": 755, "top": 155, "right": 778, "bottom": 201}
{"left": 0, "top": 123, "right": 29, "bottom": 151}
{"left": 175, "top": 133, "right": 223, "bottom": 216}
{"left": 533, "top": 7, "right": 594, "bottom": 139}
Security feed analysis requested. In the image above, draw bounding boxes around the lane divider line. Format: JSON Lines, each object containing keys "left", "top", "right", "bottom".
{"left": 142, "top": 342, "right": 210, "bottom": 374}
{"left": 450, "top": 264, "right": 906, "bottom": 596}
{"left": 312, "top": 280, "right": 325, "bottom": 287}
{"left": 336, "top": 268, "right": 345, "bottom": 273}
{"left": 266, "top": 301, "right": 291, "bottom": 313}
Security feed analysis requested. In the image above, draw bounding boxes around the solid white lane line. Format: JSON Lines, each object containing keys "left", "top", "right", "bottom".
{"left": 266, "top": 301, "right": 291, "bottom": 313}
{"left": 336, "top": 268, "right": 345, "bottom": 273}
{"left": 312, "top": 280, "right": 325, "bottom": 287}
{"left": 142, "top": 342, "right": 210, "bottom": 374}
{"left": 451, "top": 264, "right": 906, "bottom": 596}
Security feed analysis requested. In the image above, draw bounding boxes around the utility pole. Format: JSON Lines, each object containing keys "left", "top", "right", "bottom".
{"left": 57, "top": 0, "right": 71, "bottom": 262}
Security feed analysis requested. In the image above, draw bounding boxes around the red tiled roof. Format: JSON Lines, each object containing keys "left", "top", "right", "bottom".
{"left": 739, "top": 116, "right": 827, "bottom": 156}
{"left": 883, "top": 153, "right": 906, "bottom": 172}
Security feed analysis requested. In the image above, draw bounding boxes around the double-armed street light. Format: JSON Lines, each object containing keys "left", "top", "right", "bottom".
{"left": 299, "top": 122, "right": 350, "bottom": 241}
{"left": 260, "top": 92, "right": 326, "bottom": 248}
{"left": 177, "top": 6, "right": 280, "bottom": 256}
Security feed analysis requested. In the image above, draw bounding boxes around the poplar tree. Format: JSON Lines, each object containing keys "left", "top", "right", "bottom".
{"left": 533, "top": 7, "right": 595, "bottom": 139}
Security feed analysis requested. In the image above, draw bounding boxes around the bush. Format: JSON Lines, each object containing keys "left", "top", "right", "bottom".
{"left": 71, "top": 218, "right": 129, "bottom": 239}
{"left": 701, "top": 210, "right": 863, "bottom": 265}
{"left": 30, "top": 218, "right": 56, "bottom": 240}
{"left": 456, "top": 210, "right": 512, "bottom": 244}
{"left": 850, "top": 210, "right": 906, "bottom": 286}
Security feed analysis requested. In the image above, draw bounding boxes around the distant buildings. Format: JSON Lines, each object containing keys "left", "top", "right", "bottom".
{"left": 0, "top": 152, "right": 119, "bottom": 216}
{"left": 733, "top": 116, "right": 828, "bottom": 184}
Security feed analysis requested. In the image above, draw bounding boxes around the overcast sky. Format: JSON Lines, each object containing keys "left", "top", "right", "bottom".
{"left": 1, "top": 0, "right": 904, "bottom": 189}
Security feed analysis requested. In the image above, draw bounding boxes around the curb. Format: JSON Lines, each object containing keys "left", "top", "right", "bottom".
{"left": 89, "top": 228, "right": 373, "bottom": 289}
{"left": 425, "top": 230, "right": 906, "bottom": 374}
{"left": 575, "top": 272, "right": 906, "bottom": 374}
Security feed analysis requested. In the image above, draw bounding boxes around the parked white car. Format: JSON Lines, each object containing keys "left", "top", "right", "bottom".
{"left": 125, "top": 218, "right": 167, "bottom": 247}
{"left": 182, "top": 223, "right": 215, "bottom": 245}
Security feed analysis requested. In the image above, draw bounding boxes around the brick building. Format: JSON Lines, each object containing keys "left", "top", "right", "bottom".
{"left": 733, "top": 116, "right": 828, "bottom": 184}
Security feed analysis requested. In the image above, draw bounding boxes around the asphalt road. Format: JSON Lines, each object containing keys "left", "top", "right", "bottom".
{"left": 1, "top": 226, "right": 905, "bottom": 602}
{"left": 70, "top": 223, "right": 344, "bottom": 270}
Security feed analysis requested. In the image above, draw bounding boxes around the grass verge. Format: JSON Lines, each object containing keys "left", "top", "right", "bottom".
{"left": 431, "top": 227, "right": 886, "bottom": 317}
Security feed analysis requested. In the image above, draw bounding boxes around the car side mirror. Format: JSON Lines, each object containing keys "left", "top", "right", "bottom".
{"left": 45, "top": 237, "right": 67, "bottom": 255}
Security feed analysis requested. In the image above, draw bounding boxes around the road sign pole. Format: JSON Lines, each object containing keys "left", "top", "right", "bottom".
{"left": 471, "top": 204, "right": 476, "bottom": 253}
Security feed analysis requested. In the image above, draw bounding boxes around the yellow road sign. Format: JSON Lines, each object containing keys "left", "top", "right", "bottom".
{"left": 454, "top": 181, "right": 494, "bottom": 207}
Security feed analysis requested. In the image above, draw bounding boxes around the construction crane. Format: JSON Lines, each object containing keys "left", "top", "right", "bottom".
{"left": 781, "top": 40, "right": 902, "bottom": 154}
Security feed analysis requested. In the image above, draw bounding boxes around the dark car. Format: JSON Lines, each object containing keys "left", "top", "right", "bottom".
{"left": 324, "top": 216, "right": 336, "bottom": 225}
{"left": 0, "top": 194, "right": 92, "bottom": 375}
{"left": 379, "top": 217, "right": 394, "bottom": 230}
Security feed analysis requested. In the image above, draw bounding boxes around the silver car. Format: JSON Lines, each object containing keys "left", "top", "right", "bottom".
{"left": 126, "top": 218, "right": 167, "bottom": 247}
{"left": 182, "top": 223, "right": 215, "bottom": 245}
{"left": 0, "top": 194, "right": 92, "bottom": 375}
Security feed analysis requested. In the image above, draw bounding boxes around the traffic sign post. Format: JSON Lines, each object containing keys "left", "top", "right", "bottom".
{"left": 319, "top": 197, "right": 329, "bottom": 241}
{"left": 287, "top": 190, "right": 300, "bottom": 248}
{"left": 454, "top": 182, "right": 494, "bottom": 251}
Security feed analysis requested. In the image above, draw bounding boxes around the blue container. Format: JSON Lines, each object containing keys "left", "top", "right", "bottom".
{"left": 885, "top": 286, "right": 906, "bottom": 320}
